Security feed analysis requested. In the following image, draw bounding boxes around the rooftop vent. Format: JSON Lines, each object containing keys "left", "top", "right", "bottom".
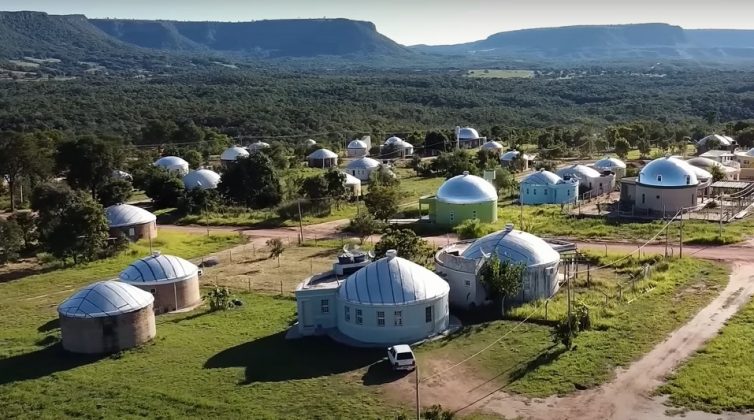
{"left": 504, "top": 223, "right": 514, "bottom": 232}
{"left": 462, "top": 171, "right": 469, "bottom": 176}
{"left": 386, "top": 249, "right": 398, "bottom": 259}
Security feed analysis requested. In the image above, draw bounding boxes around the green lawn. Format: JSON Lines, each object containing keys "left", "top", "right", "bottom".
{"left": 465, "top": 69, "right": 535, "bottom": 79}
{"left": 419, "top": 256, "right": 729, "bottom": 397}
{"left": 658, "top": 298, "right": 754, "bottom": 413}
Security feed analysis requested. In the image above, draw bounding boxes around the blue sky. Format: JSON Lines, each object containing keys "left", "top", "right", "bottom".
{"left": 4, "top": 0, "right": 753, "bottom": 45}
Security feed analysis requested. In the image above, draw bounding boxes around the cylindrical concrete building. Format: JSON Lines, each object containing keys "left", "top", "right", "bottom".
{"left": 592, "top": 156, "right": 627, "bottom": 179}
{"left": 58, "top": 281, "right": 156, "bottom": 354}
{"left": 346, "top": 139, "right": 368, "bottom": 158}
{"left": 346, "top": 157, "right": 381, "bottom": 181}
{"left": 220, "top": 146, "right": 249, "bottom": 167}
{"left": 182, "top": 169, "right": 221, "bottom": 190}
{"left": 119, "top": 252, "right": 202, "bottom": 314}
{"left": 154, "top": 156, "right": 190, "bottom": 176}
{"left": 307, "top": 148, "right": 339, "bottom": 168}
{"left": 105, "top": 204, "right": 157, "bottom": 241}
{"left": 433, "top": 171, "right": 498, "bottom": 226}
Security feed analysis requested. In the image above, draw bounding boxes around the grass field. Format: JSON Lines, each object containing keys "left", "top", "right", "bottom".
{"left": 418, "top": 256, "right": 729, "bottom": 397}
{"left": 658, "top": 297, "right": 754, "bottom": 412}
{"left": 466, "top": 69, "right": 535, "bottom": 79}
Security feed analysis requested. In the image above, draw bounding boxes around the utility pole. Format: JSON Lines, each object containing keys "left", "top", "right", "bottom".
{"left": 679, "top": 212, "right": 684, "bottom": 258}
{"left": 719, "top": 195, "right": 723, "bottom": 239}
{"left": 415, "top": 364, "right": 420, "bottom": 420}
{"left": 665, "top": 222, "right": 669, "bottom": 258}
{"left": 297, "top": 199, "right": 304, "bottom": 245}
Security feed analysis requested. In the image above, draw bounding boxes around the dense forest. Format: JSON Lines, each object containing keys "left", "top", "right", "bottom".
{"left": 2, "top": 68, "right": 754, "bottom": 145}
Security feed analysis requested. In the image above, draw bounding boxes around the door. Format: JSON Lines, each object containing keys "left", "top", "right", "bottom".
{"left": 301, "top": 301, "right": 314, "bottom": 328}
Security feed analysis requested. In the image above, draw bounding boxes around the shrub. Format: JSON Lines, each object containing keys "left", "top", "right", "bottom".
{"left": 453, "top": 218, "right": 494, "bottom": 240}
{"left": 205, "top": 286, "right": 234, "bottom": 311}
{"left": 275, "top": 199, "right": 331, "bottom": 220}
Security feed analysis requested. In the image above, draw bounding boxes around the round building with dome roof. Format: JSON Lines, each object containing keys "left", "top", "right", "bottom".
{"left": 119, "top": 252, "right": 202, "bottom": 314}
{"left": 419, "top": 171, "right": 498, "bottom": 226}
{"left": 519, "top": 169, "right": 578, "bottom": 205}
{"left": 620, "top": 156, "right": 705, "bottom": 213}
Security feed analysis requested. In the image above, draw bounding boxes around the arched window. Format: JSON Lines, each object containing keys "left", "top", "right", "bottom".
{"left": 657, "top": 175, "right": 662, "bottom": 182}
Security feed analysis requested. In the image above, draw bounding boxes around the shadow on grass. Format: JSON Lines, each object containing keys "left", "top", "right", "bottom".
{"left": 37, "top": 318, "right": 60, "bottom": 332}
{"left": 0, "top": 264, "right": 58, "bottom": 284}
{"left": 204, "top": 332, "right": 383, "bottom": 384}
{"left": 508, "top": 345, "right": 566, "bottom": 382}
{"left": 361, "top": 359, "right": 411, "bottom": 385}
{"left": 0, "top": 343, "right": 103, "bottom": 386}
{"left": 166, "top": 309, "right": 213, "bottom": 324}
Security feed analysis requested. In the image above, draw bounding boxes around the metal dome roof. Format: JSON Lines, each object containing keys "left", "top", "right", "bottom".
{"left": 638, "top": 156, "right": 699, "bottom": 187}
{"left": 119, "top": 252, "right": 199, "bottom": 286}
{"left": 154, "top": 156, "right": 189, "bottom": 169}
{"left": 220, "top": 146, "right": 249, "bottom": 161}
{"left": 338, "top": 250, "right": 449, "bottom": 305}
{"left": 557, "top": 164, "right": 601, "bottom": 180}
{"left": 436, "top": 172, "right": 498, "bottom": 204}
{"left": 346, "top": 157, "right": 380, "bottom": 170}
{"left": 746, "top": 148, "right": 754, "bottom": 157}
{"left": 183, "top": 169, "right": 221, "bottom": 190}
{"left": 105, "top": 204, "right": 156, "bottom": 228}
{"left": 686, "top": 157, "right": 727, "bottom": 171}
{"left": 111, "top": 170, "right": 133, "bottom": 181}
{"left": 58, "top": 281, "right": 154, "bottom": 319}
{"left": 341, "top": 172, "right": 361, "bottom": 186}
{"left": 697, "top": 134, "right": 734, "bottom": 146}
{"left": 248, "top": 141, "right": 270, "bottom": 150}
{"left": 458, "top": 127, "right": 480, "bottom": 140}
{"left": 461, "top": 226, "right": 560, "bottom": 267}
{"left": 688, "top": 165, "right": 712, "bottom": 181}
{"left": 500, "top": 150, "right": 534, "bottom": 161}
{"left": 304, "top": 139, "right": 317, "bottom": 146}
{"left": 348, "top": 139, "right": 367, "bottom": 149}
{"left": 481, "top": 140, "right": 504, "bottom": 151}
{"left": 593, "top": 156, "right": 627, "bottom": 170}
{"left": 385, "top": 136, "right": 403, "bottom": 145}
{"left": 520, "top": 170, "right": 563, "bottom": 185}
{"left": 307, "top": 148, "right": 338, "bottom": 159}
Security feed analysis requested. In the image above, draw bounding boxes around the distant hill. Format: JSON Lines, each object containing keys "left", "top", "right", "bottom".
{"left": 91, "top": 18, "right": 410, "bottom": 58}
{"left": 412, "top": 23, "right": 754, "bottom": 60}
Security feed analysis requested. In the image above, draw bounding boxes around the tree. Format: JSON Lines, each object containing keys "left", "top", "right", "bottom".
{"left": 348, "top": 212, "right": 381, "bottom": 244}
{"left": 493, "top": 168, "right": 516, "bottom": 197}
{"left": 300, "top": 174, "right": 329, "bottom": 201}
{"left": 370, "top": 165, "right": 400, "bottom": 187}
{"left": 56, "top": 136, "right": 123, "bottom": 199}
{"left": 374, "top": 228, "right": 435, "bottom": 266}
{"left": 266, "top": 238, "right": 285, "bottom": 267}
{"left": 424, "top": 131, "right": 450, "bottom": 154}
{"left": 476, "top": 149, "right": 499, "bottom": 170}
{"left": 0, "top": 132, "right": 51, "bottom": 211}
{"left": 478, "top": 255, "right": 525, "bottom": 315}
{"left": 177, "top": 187, "right": 222, "bottom": 215}
{"left": 140, "top": 119, "right": 178, "bottom": 144}
{"left": 142, "top": 168, "right": 184, "bottom": 208}
{"left": 97, "top": 179, "right": 133, "bottom": 207}
{"left": 709, "top": 164, "right": 725, "bottom": 183}
{"left": 183, "top": 149, "right": 203, "bottom": 169}
{"left": 218, "top": 153, "right": 282, "bottom": 209}
{"left": 205, "top": 286, "right": 234, "bottom": 311}
{"left": 614, "top": 138, "right": 631, "bottom": 160}
{"left": 36, "top": 191, "right": 109, "bottom": 265}
{"left": 364, "top": 183, "right": 401, "bottom": 221}
{"left": 172, "top": 119, "right": 204, "bottom": 144}
{"left": 0, "top": 218, "right": 23, "bottom": 264}
{"left": 636, "top": 138, "right": 652, "bottom": 158}
{"left": 323, "top": 170, "right": 349, "bottom": 205}
{"left": 432, "top": 151, "right": 478, "bottom": 179}
{"left": 7, "top": 211, "right": 37, "bottom": 250}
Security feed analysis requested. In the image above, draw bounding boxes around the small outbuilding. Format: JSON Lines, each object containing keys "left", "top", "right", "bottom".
{"left": 294, "top": 249, "right": 450, "bottom": 346}
{"left": 480, "top": 140, "right": 504, "bottom": 154}
{"left": 500, "top": 150, "right": 535, "bottom": 171}
{"left": 220, "top": 146, "right": 249, "bottom": 167}
{"left": 620, "top": 156, "right": 702, "bottom": 214}
{"left": 58, "top": 281, "right": 156, "bottom": 354}
{"left": 183, "top": 169, "right": 221, "bottom": 190}
{"left": 591, "top": 156, "right": 627, "bottom": 179}
{"left": 697, "top": 134, "right": 737, "bottom": 154}
{"left": 154, "top": 156, "right": 189, "bottom": 176}
{"left": 346, "top": 157, "right": 381, "bottom": 181}
{"left": 119, "top": 252, "right": 202, "bottom": 314}
{"left": 435, "top": 225, "right": 565, "bottom": 310}
{"left": 557, "top": 164, "right": 615, "bottom": 197}
{"left": 687, "top": 157, "right": 740, "bottom": 181}
{"left": 248, "top": 141, "right": 271, "bottom": 152}
{"left": 341, "top": 172, "right": 362, "bottom": 197}
{"left": 419, "top": 171, "right": 498, "bottom": 226}
{"left": 307, "top": 148, "right": 339, "bottom": 168}
{"left": 304, "top": 139, "right": 317, "bottom": 147}
{"left": 382, "top": 136, "right": 413, "bottom": 158}
{"left": 519, "top": 169, "right": 578, "bottom": 205}
{"left": 347, "top": 139, "right": 369, "bottom": 158}
{"left": 457, "top": 127, "right": 485, "bottom": 149}
{"left": 105, "top": 204, "right": 157, "bottom": 241}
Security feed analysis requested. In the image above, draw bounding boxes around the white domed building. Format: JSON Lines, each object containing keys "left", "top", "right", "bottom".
{"left": 697, "top": 134, "right": 737, "bottom": 154}
{"left": 620, "top": 156, "right": 703, "bottom": 214}
{"left": 419, "top": 171, "right": 498, "bottom": 226}
{"left": 346, "top": 157, "right": 381, "bottom": 181}
{"left": 382, "top": 136, "right": 413, "bottom": 158}
{"left": 119, "top": 252, "right": 202, "bottom": 314}
{"left": 182, "top": 169, "right": 221, "bottom": 190}
{"left": 307, "top": 148, "right": 338, "bottom": 168}
{"left": 519, "top": 169, "right": 578, "bottom": 205}
{"left": 58, "top": 281, "right": 156, "bottom": 354}
{"left": 500, "top": 150, "right": 535, "bottom": 171}
{"left": 294, "top": 250, "right": 450, "bottom": 346}
{"left": 304, "top": 139, "right": 317, "bottom": 147}
{"left": 591, "top": 156, "right": 627, "bottom": 179}
{"left": 346, "top": 139, "right": 369, "bottom": 158}
{"left": 220, "top": 146, "right": 249, "bottom": 167}
{"left": 456, "top": 127, "right": 485, "bottom": 149}
{"left": 557, "top": 164, "right": 615, "bottom": 197}
{"left": 105, "top": 204, "right": 157, "bottom": 241}
{"left": 435, "top": 225, "right": 564, "bottom": 309}
{"left": 686, "top": 157, "right": 740, "bottom": 181}
{"left": 480, "top": 140, "right": 504, "bottom": 154}
{"left": 154, "top": 156, "right": 189, "bottom": 176}
{"left": 341, "top": 172, "right": 362, "bottom": 197}
{"left": 111, "top": 170, "right": 133, "bottom": 181}
{"left": 248, "top": 141, "right": 271, "bottom": 152}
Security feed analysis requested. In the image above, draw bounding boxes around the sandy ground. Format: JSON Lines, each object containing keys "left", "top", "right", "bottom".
{"left": 161, "top": 220, "right": 754, "bottom": 420}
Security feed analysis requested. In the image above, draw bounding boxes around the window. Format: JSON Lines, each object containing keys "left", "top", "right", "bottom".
{"left": 657, "top": 175, "right": 662, "bottom": 182}
{"left": 344, "top": 306, "right": 350, "bottom": 322}
{"left": 449, "top": 212, "right": 455, "bottom": 222}
{"left": 149, "top": 288, "right": 157, "bottom": 295}
{"left": 425, "top": 306, "right": 433, "bottom": 323}
{"left": 394, "top": 311, "right": 403, "bottom": 326}
{"left": 128, "top": 227, "right": 136, "bottom": 237}
{"left": 377, "top": 311, "right": 385, "bottom": 327}
{"left": 102, "top": 318, "right": 115, "bottom": 337}
{"left": 472, "top": 210, "right": 477, "bottom": 219}
{"left": 567, "top": 190, "right": 570, "bottom": 196}
{"left": 320, "top": 299, "right": 329, "bottom": 314}
{"left": 356, "top": 309, "right": 363, "bottom": 325}
{"left": 526, "top": 188, "right": 530, "bottom": 195}
{"left": 464, "top": 280, "right": 471, "bottom": 287}
{"left": 685, "top": 175, "right": 691, "bottom": 185}
{"left": 642, "top": 194, "right": 646, "bottom": 204}
{"left": 656, "top": 195, "right": 660, "bottom": 200}
{"left": 544, "top": 188, "right": 548, "bottom": 195}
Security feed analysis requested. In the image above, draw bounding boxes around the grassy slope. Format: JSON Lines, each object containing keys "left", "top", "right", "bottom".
{"left": 659, "top": 299, "right": 754, "bottom": 412}
{"left": 419, "top": 257, "right": 728, "bottom": 396}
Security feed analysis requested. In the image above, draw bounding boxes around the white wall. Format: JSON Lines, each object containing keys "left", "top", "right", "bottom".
{"left": 296, "top": 288, "right": 338, "bottom": 335}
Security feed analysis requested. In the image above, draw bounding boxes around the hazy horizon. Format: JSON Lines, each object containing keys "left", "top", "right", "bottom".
{"left": 3, "top": 0, "right": 754, "bottom": 46}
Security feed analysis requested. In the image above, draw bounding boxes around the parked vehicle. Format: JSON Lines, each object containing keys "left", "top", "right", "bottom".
{"left": 387, "top": 344, "right": 416, "bottom": 371}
